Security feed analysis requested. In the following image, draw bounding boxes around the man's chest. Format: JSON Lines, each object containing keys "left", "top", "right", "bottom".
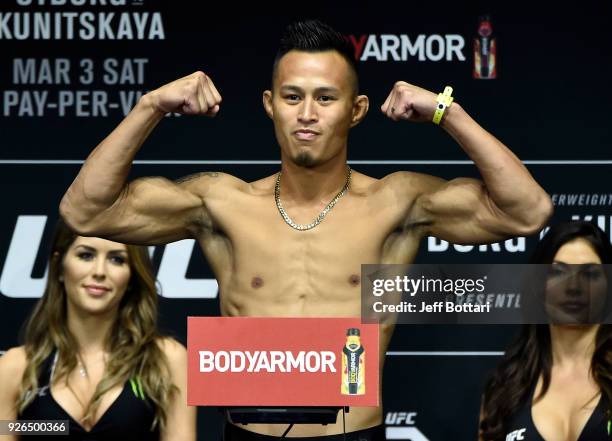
{"left": 201, "top": 190, "right": 421, "bottom": 270}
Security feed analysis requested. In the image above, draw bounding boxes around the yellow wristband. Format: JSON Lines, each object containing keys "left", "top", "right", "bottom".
{"left": 432, "top": 86, "right": 454, "bottom": 125}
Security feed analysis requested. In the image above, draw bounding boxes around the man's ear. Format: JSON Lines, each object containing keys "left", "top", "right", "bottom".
{"left": 262, "top": 90, "right": 273, "bottom": 119}
{"left": 350, "top": 95, "right": 369, "bottom": 127}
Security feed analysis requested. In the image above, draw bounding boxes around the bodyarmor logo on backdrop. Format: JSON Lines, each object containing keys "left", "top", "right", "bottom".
{"left": 0, "top": 0, "right": 165, "bottom": 40}
{"left": 0, "top": 215, "right": 218, "bottom": 298}
{"left": 346, "top": 34, "right": 465, "bottom": 62}
{"left": 385, "top": 412, "right": 429, "bottom": 440}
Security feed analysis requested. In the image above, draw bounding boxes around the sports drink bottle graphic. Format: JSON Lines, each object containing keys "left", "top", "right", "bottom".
{"left": 473, "top": 15, "right": 497, "bottom": 79}
{"left": 341, "top": 328, "right": 365, "bottom": 395}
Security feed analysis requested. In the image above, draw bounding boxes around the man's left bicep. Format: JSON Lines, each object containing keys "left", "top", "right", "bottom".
{"left": 414, "top": 177, "right": 512, "bottom": 244}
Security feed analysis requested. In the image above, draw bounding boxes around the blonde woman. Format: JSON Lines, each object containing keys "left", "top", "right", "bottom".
{"left": 0, "top": 220, "right": 195, "bottom": 440}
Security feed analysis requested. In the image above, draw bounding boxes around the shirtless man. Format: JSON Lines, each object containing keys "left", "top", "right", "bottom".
{"left": 60, "top": 20, "right": 553, "bottom": 440}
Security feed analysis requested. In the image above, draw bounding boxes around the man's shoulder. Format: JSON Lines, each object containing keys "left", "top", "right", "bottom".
{"left": 348, "top": 170, "right": 378, "bottom": 194}
{"left": 354, "top": 170, "right": 443, "bottom": 197}
{"left": 174, "top": 171, "right": 249, "bottom": 196}
{"left": 246, "top": 174, "right": 277, "bottom": 196}
{"left": 382, "top": 170, "right": 444, "bottom": 185}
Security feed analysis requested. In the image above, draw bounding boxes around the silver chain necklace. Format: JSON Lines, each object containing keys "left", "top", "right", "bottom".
{"left": 275, "top": 166, "right": 351, "bottom": 231}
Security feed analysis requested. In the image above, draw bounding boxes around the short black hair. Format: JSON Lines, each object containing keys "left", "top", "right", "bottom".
{"left": 272, "top": 19, "right": 359, "bottom": 94}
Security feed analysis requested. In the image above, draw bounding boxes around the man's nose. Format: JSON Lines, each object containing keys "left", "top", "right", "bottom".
{"left": 298, "top": 97, "right": 318, "bottom": 123}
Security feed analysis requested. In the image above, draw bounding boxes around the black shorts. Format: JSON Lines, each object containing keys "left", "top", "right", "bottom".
{"left": 223, "top": 423, "right": 385, "bottom": 441}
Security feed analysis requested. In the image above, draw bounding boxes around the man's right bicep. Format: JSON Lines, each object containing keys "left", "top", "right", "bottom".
{"left": 81, "top": 176, "right": 208, "bottom": 245}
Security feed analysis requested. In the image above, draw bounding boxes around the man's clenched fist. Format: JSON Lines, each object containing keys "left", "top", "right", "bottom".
{"left": 381, "top": 81, "right": 440, "bottom": 123}
{"left": 147, "top": 71, "right": 222, "bottom": 116}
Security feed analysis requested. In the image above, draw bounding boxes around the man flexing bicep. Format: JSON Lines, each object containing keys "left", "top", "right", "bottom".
{"left": 60, "top": 71, "right": 228, "bottom": 245}
{"left": 380, "top": 81, "right": 553, "bottom": 244}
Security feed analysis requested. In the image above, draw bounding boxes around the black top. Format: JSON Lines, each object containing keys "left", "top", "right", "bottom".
{"left": 505, "top": 390, "right": 610, "bottom": 441}
{"left": 18, "top": 352, "right": 159, "bottom": 441}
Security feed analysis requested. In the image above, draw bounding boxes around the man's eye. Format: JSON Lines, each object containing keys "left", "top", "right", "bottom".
{"left": 318, "top": 95, "right": 335, "bottom": 102}
{"left": 286, "top": 95, "right": 300, "bottom": 101}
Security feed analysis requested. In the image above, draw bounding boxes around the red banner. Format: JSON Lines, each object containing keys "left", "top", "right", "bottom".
{"left": 187, "top": 317, "right": 379, "bottom": 406}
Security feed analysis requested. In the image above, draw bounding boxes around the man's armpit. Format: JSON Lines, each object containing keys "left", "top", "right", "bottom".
{"left": 401, "top": 192, "right": 436, "bottom": 232}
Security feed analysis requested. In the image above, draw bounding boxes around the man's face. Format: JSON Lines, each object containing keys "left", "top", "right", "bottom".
{"left": 264, "top": 50, "right": 363, "bottom": 168}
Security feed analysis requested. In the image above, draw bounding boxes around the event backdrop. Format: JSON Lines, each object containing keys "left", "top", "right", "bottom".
{"left": 1, "top": 1, "right": 611, "bottom": 439}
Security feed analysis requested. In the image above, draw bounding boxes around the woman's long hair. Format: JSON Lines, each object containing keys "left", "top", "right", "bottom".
{"left": 480, "top": 221, "right": 612, "bottom": 441}
{"left": 17, "top": 219, "right": 177, "bottom": 430}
